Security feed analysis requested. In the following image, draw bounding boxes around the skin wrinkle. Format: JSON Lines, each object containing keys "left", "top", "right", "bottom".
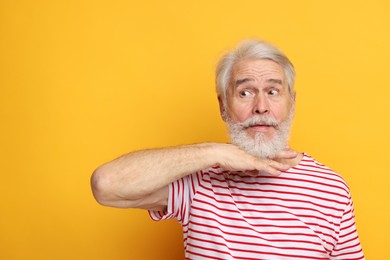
{"left": 232, "top": 61, "right": 285, "bottom": 84}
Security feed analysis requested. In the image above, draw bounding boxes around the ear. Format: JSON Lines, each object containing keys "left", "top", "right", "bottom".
{"left": 218, "top": 96, "right": 227, "bottom": 122}
{"left": 290, "top": 91, "right": 297, "bottom": 113}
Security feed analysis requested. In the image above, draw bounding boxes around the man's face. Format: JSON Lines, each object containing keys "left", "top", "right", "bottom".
{"left": 220, "top": 58, "right": 295, "bottom": 158}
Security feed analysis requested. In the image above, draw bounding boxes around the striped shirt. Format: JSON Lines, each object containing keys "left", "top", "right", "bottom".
{"left": 149, "top": 153, "right": 364, "bottom": 259}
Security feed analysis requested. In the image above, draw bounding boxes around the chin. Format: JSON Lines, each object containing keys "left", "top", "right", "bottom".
{"left": 230, "top": 131, "right": 287, "bottom": 159}
{"left": 247, "top": 132, "right": 274, "bottom": 142}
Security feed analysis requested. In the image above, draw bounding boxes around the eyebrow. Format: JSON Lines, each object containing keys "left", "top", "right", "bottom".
{"left": 235, "top": 78, "right": 253, "bottom": 87}
{"left": 234, "top": 78, "right": 283, "bottom": 87}
{"left": 267, "top": 78, "right": 283, "bottom": 85}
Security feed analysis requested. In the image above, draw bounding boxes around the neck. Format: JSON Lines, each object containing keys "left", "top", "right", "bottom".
{"left": 277, "top": 152, "right": 304, "bottom": 168}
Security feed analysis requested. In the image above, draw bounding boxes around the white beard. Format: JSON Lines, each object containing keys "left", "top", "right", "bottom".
{"left": 226, "top": 107, "right": 294, "bottom": 158}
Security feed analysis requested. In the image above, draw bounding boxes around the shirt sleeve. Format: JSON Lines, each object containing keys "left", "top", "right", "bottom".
{"left": 330, "top": 196, "right": 365, "bottom": 259}
{"left": 148, "top": 171, "right": 202, "bottom": 225}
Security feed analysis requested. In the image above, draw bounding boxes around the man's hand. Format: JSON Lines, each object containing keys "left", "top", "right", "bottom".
{"left": 211, "top": 143, "right": 298, "bottom": 176}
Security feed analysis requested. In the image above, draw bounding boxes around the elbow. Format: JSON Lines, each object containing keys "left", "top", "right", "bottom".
{"left": 91, "top": 167, "right": 114, "bottom": 206}
{"left": 90, "top": 164, "right": 148, "bottom": 208}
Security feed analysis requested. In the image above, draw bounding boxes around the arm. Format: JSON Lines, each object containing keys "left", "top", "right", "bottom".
{"left": 90, "top": 142, "right": 296, "bottom": 211}
{"left": 330, "top": 198, "right": 365, "bottom": 259}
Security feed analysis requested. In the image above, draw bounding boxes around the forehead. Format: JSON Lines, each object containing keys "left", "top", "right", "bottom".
{"left": 231, "top": 59, "right": 285, "bottom": 83}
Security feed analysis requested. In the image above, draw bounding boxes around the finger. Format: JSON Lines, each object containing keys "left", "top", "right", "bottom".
{"left": 258, "top": 167, "right": 283, "bottom": 176}
{"left": 245, "top": 169, "right": 261, "bottom": 176}
{"left": 273, "top": 149, "right": 298, "bottom": 160}
{"left": 243, "top": 168, "right": 281, "bottom": 177}
{"left": 254, "top": 159, "right": 290, "bottom": 176}
{"left": 266, "top": 158, "right": 290, "bottom": 170}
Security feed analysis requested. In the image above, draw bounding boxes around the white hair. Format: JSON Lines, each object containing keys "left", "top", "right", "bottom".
{"left": 216, "top": 39, "right": 295, "bottom": 101}
{"left": 226, "top": 105, "right": 294, "bottom": 158}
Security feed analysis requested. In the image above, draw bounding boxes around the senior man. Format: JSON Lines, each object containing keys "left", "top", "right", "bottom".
{"left": 91, "top": 40, "right": 364, "bottom": 259}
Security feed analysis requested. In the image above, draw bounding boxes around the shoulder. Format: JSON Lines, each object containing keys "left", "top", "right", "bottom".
{"left": 292, "top": 153, "right": 351, "bottom": 196}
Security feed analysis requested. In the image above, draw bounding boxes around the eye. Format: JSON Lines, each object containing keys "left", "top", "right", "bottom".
{"left": 268, "top": 89, "right": 279, "bottom": 96}
{"left": 239, "top": 90, "right": 253, "bottom": 98}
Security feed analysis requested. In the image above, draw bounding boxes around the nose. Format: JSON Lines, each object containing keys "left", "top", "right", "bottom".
{"left": 252, "top": 93, "right": 269, "bottom": 115}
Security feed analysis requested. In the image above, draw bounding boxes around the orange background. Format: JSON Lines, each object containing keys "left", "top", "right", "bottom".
{"left": 1, "top": 0, "right": 389, "bottom": 259}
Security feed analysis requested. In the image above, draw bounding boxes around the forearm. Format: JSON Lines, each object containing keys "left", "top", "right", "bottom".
{"left": 91, "top": 142, "right": 297, "bottom": 209}
{"left": 91, "top": 143, "right": 217, "bottom": 205}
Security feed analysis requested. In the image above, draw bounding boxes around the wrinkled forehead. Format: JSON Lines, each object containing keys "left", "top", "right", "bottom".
{"left": 229, "top": 59, "right": 287, "bottom": 89}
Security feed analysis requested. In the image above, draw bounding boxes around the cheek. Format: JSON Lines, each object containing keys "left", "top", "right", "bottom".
{"left": 227, "top": 102, "right": 252, "bottom": 122}
{"left": 273, "top": 102, "right": 292, "bottom": 120}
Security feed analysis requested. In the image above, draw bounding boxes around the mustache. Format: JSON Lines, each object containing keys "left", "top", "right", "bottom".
{"left": 238, "top": 115, "right": 279, "bottom": 128}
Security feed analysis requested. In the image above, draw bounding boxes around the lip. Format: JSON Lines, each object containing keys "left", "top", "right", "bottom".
{"left": 246, "top": 124, "right": 274, "bottom": 132}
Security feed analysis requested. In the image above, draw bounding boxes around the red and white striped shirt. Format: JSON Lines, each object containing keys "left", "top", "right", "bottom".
{"left": 149, "top": 153, "right": 364, "bottom": 259}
